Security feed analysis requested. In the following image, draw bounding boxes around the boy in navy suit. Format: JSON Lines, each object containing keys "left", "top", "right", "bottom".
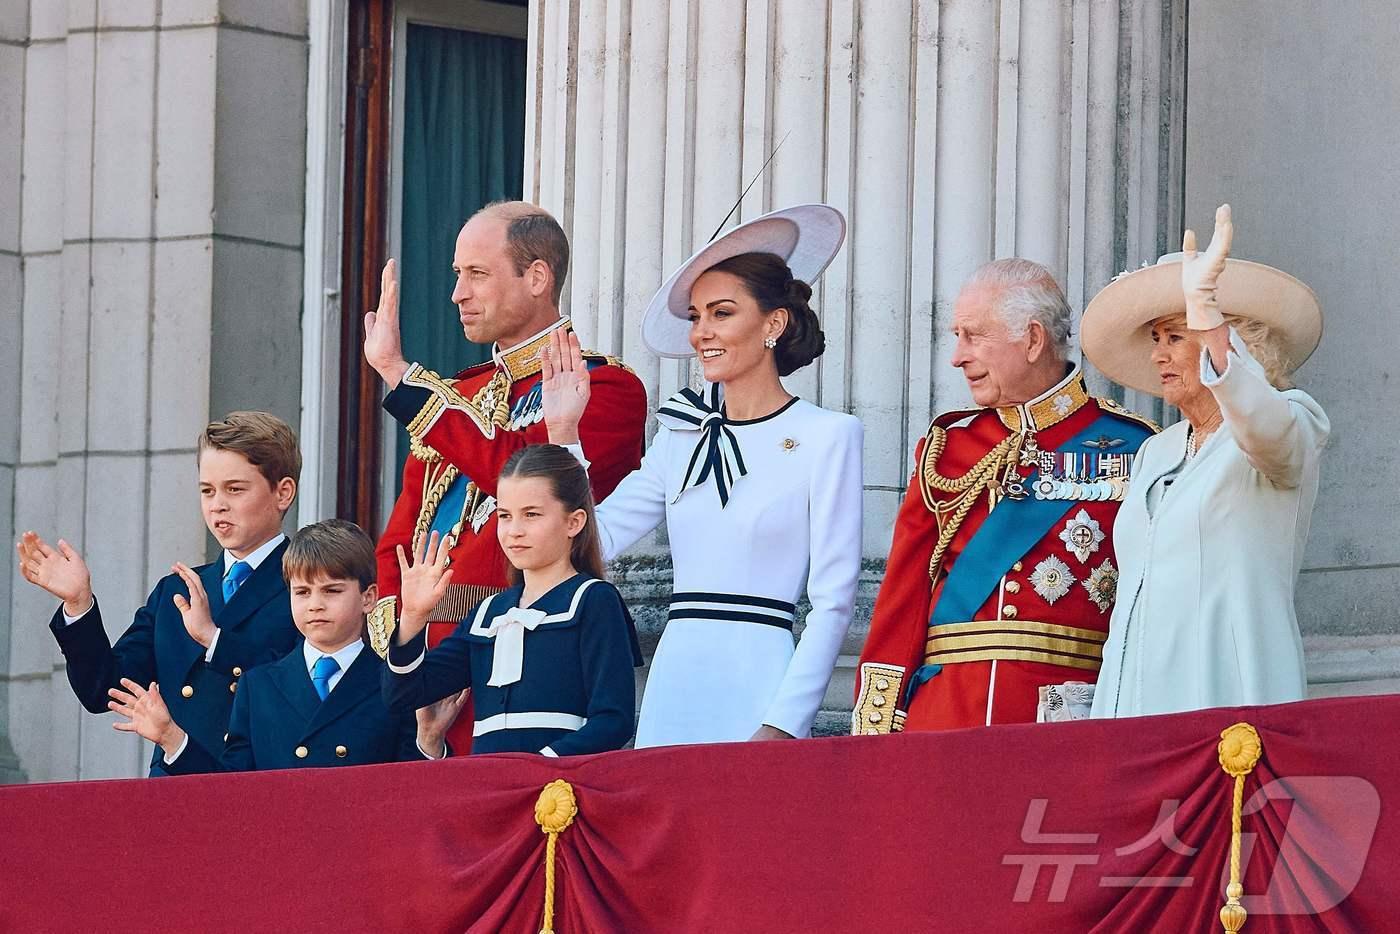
{"left": 108, "top": 519, "right": 464, "bottom": 770}
{"left": 16, "top": 412, "right": 303, "bottom": 776}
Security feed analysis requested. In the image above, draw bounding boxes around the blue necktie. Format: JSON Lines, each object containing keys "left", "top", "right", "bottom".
{"left": 311, "top": 655, "right": 340, "bottom": 701}
{"left": 222, "top": 560, "right": 252, "bottom": 603}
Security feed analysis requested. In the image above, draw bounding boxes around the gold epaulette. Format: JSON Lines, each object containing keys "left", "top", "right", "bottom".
{"left": 581, "top": 350, "right": 636, "bottom": 376}
{"left": 1096, "top": 396, "right": 1161, "bottom": 434}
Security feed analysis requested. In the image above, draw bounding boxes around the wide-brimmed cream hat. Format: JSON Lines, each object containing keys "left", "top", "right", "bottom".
{"left": 642, "top": 204, "right": 846, "bottom": 358}
{"left": 1081, "top": 252, "right": 1323, "bottom": 395}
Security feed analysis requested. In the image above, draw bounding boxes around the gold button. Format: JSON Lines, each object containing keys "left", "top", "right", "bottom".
{"left": 872, "top": 695, "right": 886, "bottom": 708}
{"left": 232, "top": 667, "right": 243, "bottom": 677}
{"left": 1002, "top": 605, "right": 1018, "bottom": 619}
{"left": 181, "top": 685, "right": 194, "bottom": 698}
{"left": 1005, "top": 580, "right": 1021, "bottom": 594}
{"left": 228, "top": 682, "right": 236, "bottom": 693}
{"left": 1012, "top": 561, "right": 1023, "bottom": 572}
{"left": 295, "top": 745, "right": 309, "bottom": 759}
{"left": 336, "top": 745, "right": 348, "bottom": 758}
{"left": 868, "top": 711, "right": 882, "bottom": 723}
{"left": 875, "top": 678, "right": 889, "bottom": 691}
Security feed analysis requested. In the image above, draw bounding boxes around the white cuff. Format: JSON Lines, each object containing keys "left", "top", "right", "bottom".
{"left": 162, "top": 734, "right": 190, "bottom": 765}
{"left": 203, "top": 628, "right": 221, "bottom": 663}
{"left": 61, "top": 597, "right": 96, "bottom": 625}
{"left": 563, "top": 442, "right": 590, "bottom": 470}
{"left": 540, "top": 745, "right": 559, "bottom": 758}
{"left": 416, "top": 738, "right": 447, "bottom": 759}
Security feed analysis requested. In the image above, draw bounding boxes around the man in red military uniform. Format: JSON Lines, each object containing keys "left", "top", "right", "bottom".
{"left": 854, "top": 259, "right": 1157, "bottom": 734}
{"left": 364, "top": 201, "right": 647, "bottom": 751}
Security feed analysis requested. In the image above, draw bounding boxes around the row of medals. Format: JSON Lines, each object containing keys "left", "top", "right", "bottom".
{"left": 1000, "top": 434, "right": 1129, "bottom": 503}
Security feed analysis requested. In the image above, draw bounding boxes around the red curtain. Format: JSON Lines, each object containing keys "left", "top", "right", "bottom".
{"left": 2, "top": 695, "right": 1394, "bottom": 931}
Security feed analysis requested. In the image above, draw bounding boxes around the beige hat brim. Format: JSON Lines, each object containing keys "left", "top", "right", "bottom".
{"left": 1080, "top": 258, "right": 1323, "bottom": 396}
{"left": 641, "top": 204, "right": 846, "bottom": 358}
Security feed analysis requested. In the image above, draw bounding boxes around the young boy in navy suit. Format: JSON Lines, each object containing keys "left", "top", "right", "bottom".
{"left": 16, "top": 412, "right": 303, "bottom": 776}
{"left": 108, "top": 519, "right": 464, "bottom": 770}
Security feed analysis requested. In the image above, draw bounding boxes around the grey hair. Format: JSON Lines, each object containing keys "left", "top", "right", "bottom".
{"left": 964, "top": 258, "right": 1072, "bottom": 358}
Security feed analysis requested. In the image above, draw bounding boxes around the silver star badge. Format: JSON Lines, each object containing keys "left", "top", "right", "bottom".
{"left": 1029, "top": 555, "right": 1074, "bottom": 605}
{"left": 1059, "top": 508, "right": 1105, "bottom": 563}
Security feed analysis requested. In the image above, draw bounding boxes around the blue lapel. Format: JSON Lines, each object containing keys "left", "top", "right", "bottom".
{"left": 217, "top": 539, "right": 289, "bottom": 631}
{"left": 264, "top": 646, "right": 321, "bottom": 725}
{"left": 304, "top": 647, "right": 379, "bottom": 738}
{"left": 199, "top": 561, "right": 227, "bottom": 618}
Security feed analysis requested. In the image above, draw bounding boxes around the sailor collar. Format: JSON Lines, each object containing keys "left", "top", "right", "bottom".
{"left": 468, "top": 574, "right": 600, "bottom": 637}
{"left": 493, "top": 316, "right": 572, "bottom": 382}
{"left": 996, "top": 367, "right": 1091, "bottom": 434}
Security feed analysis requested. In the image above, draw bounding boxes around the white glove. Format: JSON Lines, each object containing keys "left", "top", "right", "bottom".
{"left": 1181, "top": 203, "right": 1233, "bottom": 331}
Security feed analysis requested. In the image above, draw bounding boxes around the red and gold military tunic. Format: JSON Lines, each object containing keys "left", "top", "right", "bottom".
{"left": 371, "top": 318, "right": 647, "bottom": 751}
{"left": 853, "top": 369, "right": 1157, "bottom": 733}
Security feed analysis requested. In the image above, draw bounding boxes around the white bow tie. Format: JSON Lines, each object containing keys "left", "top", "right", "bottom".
{"left": 483, "top": 606, "right": 549, "bottom": 687}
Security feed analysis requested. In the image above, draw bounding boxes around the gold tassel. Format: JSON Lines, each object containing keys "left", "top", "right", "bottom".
{"left": 535, "top": 779, "right": 578, "bottom": 934}
{"left": 1217, "top": 722, "right": 1263, "bottom": 933}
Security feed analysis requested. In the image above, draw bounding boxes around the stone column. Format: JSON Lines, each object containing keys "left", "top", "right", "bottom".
{"left": 525, "top": 0, "right": 1187, "bottom": 732}
{"left": 0, "top": 0, "right": 308, "bottom": 782}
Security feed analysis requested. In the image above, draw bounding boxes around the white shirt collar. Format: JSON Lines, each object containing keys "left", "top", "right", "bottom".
{"left": 302, "top": 638, "right": 365, "bottom": 678}
{"left": 223, "top": 532, "right": 287, "bottom": 574}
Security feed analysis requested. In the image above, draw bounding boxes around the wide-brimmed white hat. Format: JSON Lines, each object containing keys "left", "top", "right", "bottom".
{"left": 1081, "top": 252, "right": 1323, "bottom": 395}
{"left": 641, "top": 204, "right": 846, "bottom": 358}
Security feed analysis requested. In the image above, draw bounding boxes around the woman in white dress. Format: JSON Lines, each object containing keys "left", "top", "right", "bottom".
{"left": 1081, "top": 204, "right": 1329, "bottom": 718}
{"left": 542, "top": 204, "right": 863, "bottom": 746}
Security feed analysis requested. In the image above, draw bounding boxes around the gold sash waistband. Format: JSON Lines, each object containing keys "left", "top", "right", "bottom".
{"left": 430, "top": 583, "right": 506, "bottom": 624}
{"left": 924, "top": 619, "right": 1107, "bottom": 672}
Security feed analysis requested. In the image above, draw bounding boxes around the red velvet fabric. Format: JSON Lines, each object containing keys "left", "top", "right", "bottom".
{"left": 2, "top": 695, "right": 1394, "bottom": 931}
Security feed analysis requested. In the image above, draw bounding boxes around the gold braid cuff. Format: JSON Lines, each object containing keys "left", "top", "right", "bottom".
{"left": 852, "top": 663, "right": 906, "bottom": 735}
{"left": 367, "top": 596, "right": 397, "bottom": 659}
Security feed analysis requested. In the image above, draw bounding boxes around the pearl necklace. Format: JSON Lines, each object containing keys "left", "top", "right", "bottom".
{"left": 1185, "top": 414, "right": 1224, "bottom": 461}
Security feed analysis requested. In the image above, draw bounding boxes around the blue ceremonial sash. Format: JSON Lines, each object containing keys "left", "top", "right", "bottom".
{"left": 429, "top": 474, "right": 471, "bottom": 538}
{"left": 907, "top": 411, "right": 1152, "bottom": 701}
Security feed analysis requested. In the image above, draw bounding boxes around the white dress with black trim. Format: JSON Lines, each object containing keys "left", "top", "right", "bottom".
{"left": 596, "top": 385, "right": 864, "bottom": 746}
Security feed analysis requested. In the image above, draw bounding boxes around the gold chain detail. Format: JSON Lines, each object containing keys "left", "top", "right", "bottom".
{"left": 919, "top": 427, "right": 1027, "bottom": 582}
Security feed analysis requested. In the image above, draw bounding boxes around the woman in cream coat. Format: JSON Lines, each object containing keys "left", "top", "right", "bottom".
{"left": 1082, "top": 205, "right": 1329, "bottom": 718}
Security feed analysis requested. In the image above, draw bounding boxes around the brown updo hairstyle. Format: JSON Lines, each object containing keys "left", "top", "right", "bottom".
{"left": 497, "top": 444, "right": 607, "bottom": 586}
{"left": 705, "top": 251, "right": 826, "bottom": 376}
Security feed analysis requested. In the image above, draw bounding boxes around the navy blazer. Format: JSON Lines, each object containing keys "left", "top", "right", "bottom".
{"left": 384, "top": 574, "right": 641, "bottom": 757}
{"left": 48, "top": 540, "right": 299, "bottom": 775}
{"left": 167, "top": 642, "right": 427, "bottom": 773}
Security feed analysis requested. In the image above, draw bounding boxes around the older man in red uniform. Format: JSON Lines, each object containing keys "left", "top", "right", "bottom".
{"left": 364, "top": 202, "right": 647, "bottom": 751}
{"left": 854, "top": 259, "right": 1157, "bottom": 734}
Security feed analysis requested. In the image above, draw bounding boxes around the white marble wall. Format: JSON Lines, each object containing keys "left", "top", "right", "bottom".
{"left": 0, "top": 0, "right": 308, "bottom": 783}
{"left": 526, "top": 0, "right": 1186, "bottom": 560}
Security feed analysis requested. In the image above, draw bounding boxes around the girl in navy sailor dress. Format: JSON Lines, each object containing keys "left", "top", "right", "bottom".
{"left": 383, "top": 445, "right": 641, "bottom": 756}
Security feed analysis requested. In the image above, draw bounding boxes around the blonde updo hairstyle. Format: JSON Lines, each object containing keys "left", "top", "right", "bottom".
{"left": 1154, "top": 313, "right": 1293, "bottom": 390}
